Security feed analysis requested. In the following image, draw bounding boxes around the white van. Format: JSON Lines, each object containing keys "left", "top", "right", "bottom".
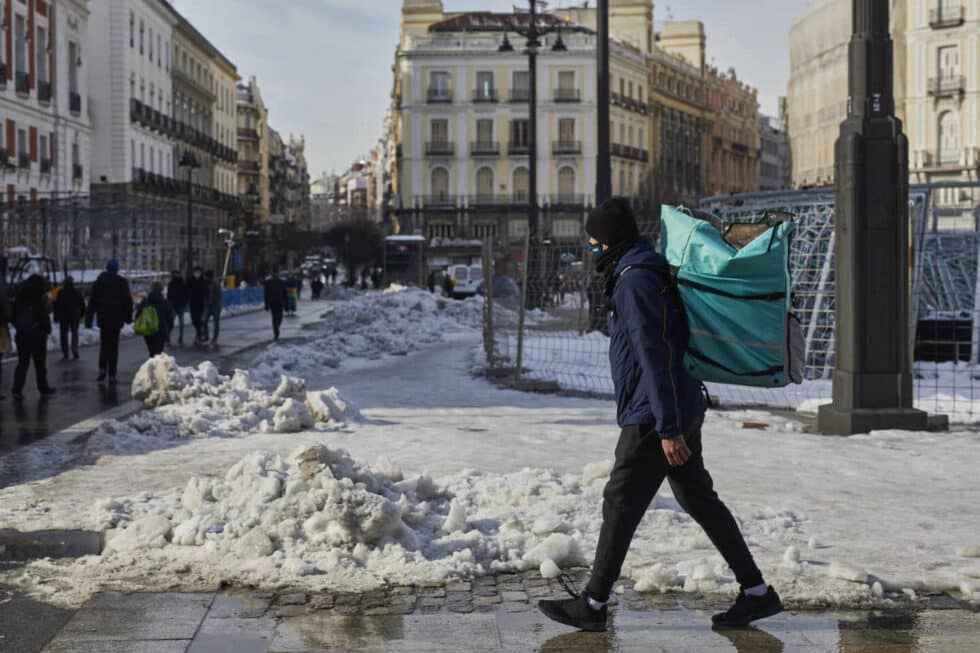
{"left": 449, "top": 264, "right": 483, "bottom": 299}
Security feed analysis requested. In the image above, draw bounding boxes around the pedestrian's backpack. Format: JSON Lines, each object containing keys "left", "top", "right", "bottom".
{"left": 659, "top": 205, "right": 805, "bottom": 388}
{"left": 134, "top": 304, "right": 159, "bottom": 337}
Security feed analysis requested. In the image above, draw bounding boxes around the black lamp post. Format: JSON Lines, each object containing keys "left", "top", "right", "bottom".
{"left": 179, "top": 150, "right": 200, "bottom": 277}
{"left": 499, "top": 0, "right": 569, "bottom": 308}
{"left": 816, "top": 0, "right": 930, "bottom": 434}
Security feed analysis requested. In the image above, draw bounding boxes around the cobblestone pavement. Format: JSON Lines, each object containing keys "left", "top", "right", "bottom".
{"left": 7, "top": 569, "right": 979, "bottom": 652}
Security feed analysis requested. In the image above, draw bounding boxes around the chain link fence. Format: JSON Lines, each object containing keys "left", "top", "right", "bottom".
{"left": 482, "top": 183, "right": 980, "bottom": 424}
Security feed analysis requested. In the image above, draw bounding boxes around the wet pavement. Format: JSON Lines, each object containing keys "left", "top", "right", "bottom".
{"left": 4, "top": 585, "right": 977, "bottom": 653}
{"left": 0, "top": 302, "right": 324, "bottom": 457}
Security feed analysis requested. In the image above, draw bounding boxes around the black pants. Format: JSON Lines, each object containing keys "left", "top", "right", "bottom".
{"left": 144, "top": 334, "right": 165, "bottom": 357}
{"left": 270, "top": 305, "right": 284, "bottom": 339}
{"left": 190, "top": 305, "right": 204, "bottom": 340}
{"left": 586, "top": 421, "right": 764, "bottom": 602}
{"left": 98, "top": 324, "right": 123, "bottom": 376}
{"left": 12, "top": 335, "right": 49, "bottom": 393}
{"left": 60, "top": 319, "right": 80, "bottom": 356}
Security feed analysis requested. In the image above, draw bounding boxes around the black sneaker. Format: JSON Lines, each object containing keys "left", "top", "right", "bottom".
{"left": 97, "top": 370, "right": 107, "bottom": 383}
{"left": 712, "top": 586, "right": 783, "bottom": 628}
{"left": 537, "top": 576, "right": 608, "bottom": 632}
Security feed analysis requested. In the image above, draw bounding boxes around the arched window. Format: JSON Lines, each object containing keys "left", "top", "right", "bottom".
{"left": 476, "top": 167, "right": 494, "bottom": 200}
{"left": 513, "top": 166, "right": 529, "bottom": 201}
{"left": 431, "top": 167, "right": 450, "bottom": 200}
{"left": 557, "top": 166, "right": 576, "bottom": 200}
{"left": 939, "top": 111, "right": 959, "bottom": 164}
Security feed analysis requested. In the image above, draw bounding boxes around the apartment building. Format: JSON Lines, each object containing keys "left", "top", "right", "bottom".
{"left": 758, "top": 113, "right": 791, "bottom": 191}
{"left": 394, "top": 0, "right": 651, "bottom": 254}
{"left": 0, "top": 0, "right": 91, "bottom": 254}
{"left": 906, "top": 0, "right": 980, "bottom": 214}
{"left": 236, "top": 75, "right": 268, "bottom": 224}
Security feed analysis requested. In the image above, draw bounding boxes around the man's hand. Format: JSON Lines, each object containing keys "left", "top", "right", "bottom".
{"left": 662, "top": 435, "right": 692, "bottom": 467}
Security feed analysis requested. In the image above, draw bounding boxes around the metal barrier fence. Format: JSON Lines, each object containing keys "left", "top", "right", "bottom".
{"left": 222, "top": 286, "right": 265, "bottom": 307}
{"left": 483, "top": 183, "right": 980, "bottom": 424}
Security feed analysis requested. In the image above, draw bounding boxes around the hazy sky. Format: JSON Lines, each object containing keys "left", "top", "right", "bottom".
{"left": 173, "top": 0, "right": 811, "bottom": 179}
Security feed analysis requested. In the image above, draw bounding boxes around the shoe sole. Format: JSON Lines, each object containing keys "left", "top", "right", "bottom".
{"left": 712, "top": 603, "right": 784, "bottom": 629}
{"left": 537, "top": 602, "right": 607, "bottom": 632}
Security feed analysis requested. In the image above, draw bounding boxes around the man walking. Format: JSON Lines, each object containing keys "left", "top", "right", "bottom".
{"left": 538, "top": 198, "right": 782, "bottom": 632}
{"left": 186, "top": 266, "right": 207, "bottom": 345}
{"left": 10, "top": 274, "right": 55, "bottom": 400}
{"left": 166, "top": 270, "right": 188, "bottom": 345}
{"left": 202, "top": 270, "right": 223, "bottom": 346}
{"left": 53, "top": 275, "right": 84, "bottom": 360}
{"left": 264, "top": 272, "right": 287, "bottom": 342}
{"left": 85, "top": 259, "right": 133, "bottom": 384}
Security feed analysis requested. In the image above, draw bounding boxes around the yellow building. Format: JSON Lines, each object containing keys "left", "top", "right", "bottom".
{"left": 211, "top": 53, "right": 240, "bottom": 214}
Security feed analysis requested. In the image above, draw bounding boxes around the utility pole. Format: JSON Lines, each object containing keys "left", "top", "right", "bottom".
{"left": 596, "top": 0, "right": 611, "bottom": 204}
{"left": 817, "top": 0, "right": 930, "bottom": 434}
{"left": 527, "top": 0, "right": 541, "bottom": 308}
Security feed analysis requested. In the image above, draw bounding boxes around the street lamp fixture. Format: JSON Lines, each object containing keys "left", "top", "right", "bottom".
{"left": 498, "top": 33, "right": 514, "bottom": 53}
{"left": 179, "top": 150, "right": 201, "bottom": 277}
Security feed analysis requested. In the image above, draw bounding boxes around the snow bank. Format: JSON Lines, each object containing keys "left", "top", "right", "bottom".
{"left": 70, "top": 356, "right": 359, "bottom": 460}
{"left": 247, "top": 288, "right": 485, "bottom": 383}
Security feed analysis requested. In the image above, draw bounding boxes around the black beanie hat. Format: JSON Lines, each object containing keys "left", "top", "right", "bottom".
{"left": 586, "top": 197, "right": 640, "bottom": 246}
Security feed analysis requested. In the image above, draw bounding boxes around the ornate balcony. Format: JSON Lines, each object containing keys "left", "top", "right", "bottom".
{"left": 508, "top": 142, "right": 530, "bottom": 156}
{"left": 553, "top": 140, "right": 582, "bottom": 155}
{"left": 509, "top": 88, "right": 530, "bottom": 103}
{"left": 470, "top": 141, "right": 499, "bottom": 156}
{"left": 418, "top": 194, "right": 458, "bottom": 209}
{"left": 425, "top": 141, "right": 455, "bottom": 156}
{"left": 473, "top": 88, "right": 497, "bottom": 103}
{"left": 38, "top": 81, "right": 51, "bottom": 104}
{"left": 928, "top": 76, "right": 965, "bottom": 99}
{"left": 930, "top": 6, "right": 964, "bottom": 28}
{"left": 15, "top": 71, "right": 29, "bottom": 95}
{"left": 427, "top": 88, "right": 452, "bottom": 104}
{"left": 237, "top": 127, "right": 259, "bottom": 141}
{"left": 18, "top": 152, "right": 30, "bottom": 169}
{"left": 554, "top": 88, "right": 581, "bottom": 103}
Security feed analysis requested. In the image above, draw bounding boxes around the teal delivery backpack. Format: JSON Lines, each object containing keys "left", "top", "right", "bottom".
{"left": 659, "top": 205, "right": 805, "bottom": 388}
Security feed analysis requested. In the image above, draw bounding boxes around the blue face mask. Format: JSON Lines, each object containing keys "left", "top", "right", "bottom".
{"left": 589, "top": 243, "right": 604, "bottom": 265}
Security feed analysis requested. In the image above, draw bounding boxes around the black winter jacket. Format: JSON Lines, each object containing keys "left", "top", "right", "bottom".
{"left": 167, "top": 277, "right": 188, "bottom": 308}
{"left": 86, "top": 271, "right": 134, "bottom": 329}
{"left": 53, "top": 285, "right": 85, "bottom": 324}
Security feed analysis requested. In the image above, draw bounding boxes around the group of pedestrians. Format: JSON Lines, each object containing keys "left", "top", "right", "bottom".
{"left": 168, "top": 268, "right": 223, "bottom": 347}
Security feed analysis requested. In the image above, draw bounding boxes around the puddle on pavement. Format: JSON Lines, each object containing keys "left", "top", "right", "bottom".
{"left": 0, "top": 529, "right": 103, "bottom": 562}
{"left": 269, "top": 604, "right": 980, "bottom": 652}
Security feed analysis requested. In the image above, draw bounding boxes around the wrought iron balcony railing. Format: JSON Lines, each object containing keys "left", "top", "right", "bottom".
{"left": 425, "top": 141, "right": 455, "bottom": 156}
{"left": 470, "top": 141, "right": 499, "bottom": 156}
{"left": 554, "top": 88, "right": 581, "bottom": 103}
{"left": 930, "top": 6, "right": 964, "bottom": 28}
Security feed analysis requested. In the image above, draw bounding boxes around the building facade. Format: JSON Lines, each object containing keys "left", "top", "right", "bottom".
{"left": 394, "top": 1, "right": 652, "bottom": 257}
{"left": 704, "top": 65, "right": 760, "bottom": 195}
{"left": 285, "top": 134, "right": 310, "bottom": 227}
{"left": 758, "top": 113, "right": 790, "bottom": 191}
{"left": 0, "top": 0, "right": 92, "bottom": 259}
{"left": 906, "top": 0, "right": 980, "bottom": 212}
{"left": 236, "top": 75, "right": 268, "bottom": 223}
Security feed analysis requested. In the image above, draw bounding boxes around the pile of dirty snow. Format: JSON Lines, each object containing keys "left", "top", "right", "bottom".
{"left": 248, "top": 288, "right": 486, "bottom": 382}
{"left": 78, "top": 356, "right": 360, "bottom": 459}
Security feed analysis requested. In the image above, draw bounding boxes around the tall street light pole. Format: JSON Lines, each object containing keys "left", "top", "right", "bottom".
{"left": 500, "top": 0, "right": 567, "bottom": 308}
{"left": 817, "top": 0, "right": 930, "bottom": 434}
{"left": 179, "top": 150, "right": 201, "bottom": 278}
{"left": 596, "top": 0, "right": 611, "bottom": 204}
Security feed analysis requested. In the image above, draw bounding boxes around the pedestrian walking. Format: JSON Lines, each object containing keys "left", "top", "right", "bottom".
{"left": 371, "top": 268, "right": 382, "bottom": 290}
{"left": 202, "top": 270, "right": 223, "bottom": 346}
{"left": 538, "top": 198, "right": 783, "bottom": 632}
{"left": 134, "top": 281, "right": 174, "bottom": 358}
{"left": 52, "top": 275, "right": 85, "bottom": 360}
{"left": 264, "top": 272, "right": 287, "bottom": 341}
{"left": 0, "top": 287, "right": 13, "bottom": 400}
{"left": 85, "top": 259, "right": 134, "bottom": 384}
{"left": 10, "top": 274, "right": 55, "bottom": 400}
{"left": 442, "top": 270, "right": 454, "bottom": 298}
{"left": 285, "top": 274, "right": 300, "bottom": 316}
{"left": 186, "top": 266, "right": 207, "bottom": 345}
{"left": 427, "top": 270, "right": 437, "bottom": 294}
{"left": 166, "top": 270, "right": 188, "bottom": 346}
{"left": 311, "top": 275, "right": 325, "bottom": 300}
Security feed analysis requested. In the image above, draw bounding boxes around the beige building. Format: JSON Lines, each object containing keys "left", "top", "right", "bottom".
{"left": 787, "top": 0, "right": 851, "bottom": 188}
{"left": 705, "top": 65, "right": 760, "bottom": 195}
{"left": 211, "top": 52, "right": 240, "bottom": 210}
{"left": 236, "top": 76, "right": 269, "bottom": 223}
{"left": 906, "top": 0, "right": 980, "bottom": 208}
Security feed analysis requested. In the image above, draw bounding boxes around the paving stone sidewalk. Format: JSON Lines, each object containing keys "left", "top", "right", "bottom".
{"left": 8, "top": 569, "right": 979, "bottom": 653}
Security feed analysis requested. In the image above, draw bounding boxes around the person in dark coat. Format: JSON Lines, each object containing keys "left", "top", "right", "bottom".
{"left": 202, "top": 270, "right": 223, "bottom": 345}
{"left": 427, "top": 270, "right": 437, "bottom": 294}
{"left": 264, "top": 272, "right": 287, "bottom": 341}
{"left": 53, "top": 275, "right": 85, "bottom": 360}
{"left": 185, "top": 266, "right": 207, "bottom": 345}
{"left": 135, "top": 281, "right": 174, "bottom": 358}
{"left": 85, "top": 259, "right": 134, "bottom": 383}
{"left": 10, "top": 274, "right": 55, "bottom": 400}
{"left": 0, "top": 288, "right": 14, "bottom": 400}
{"left": 538, "top": 198, "right": 782, "bottom": 632}
{"left": 166, "top": 270, "right": 188, "bottom": 345}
